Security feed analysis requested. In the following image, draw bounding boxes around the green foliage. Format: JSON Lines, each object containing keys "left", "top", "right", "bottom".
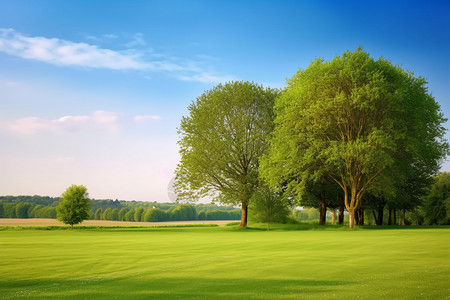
{"left": 175, "top": 81, "right": 278, "bottom": 226}
{"left": 295, "top": 207, "right": 321, "bottom": 222}
{"left": 35, "top": 206, "right": 56, "bottom": 218}
{"left": 110, "top": 208, "right": 119, "bottom": 221}
{"left": 56, "top": 185, "right": 91, "bottom": 228}
{"left": 134, "top": 207, "right": 145, "bottom": 222}
{"left": 3, "top": 203, "right": 16, "bottom": 218}
{"left": 143, "top": 208, "right": 166, "bottom": 222}
{"left": 118, "top": 208, "right": 127, "bottom": 221}
{"left": 0, "top": 195, "right": 60, "bottom": 206}
{"left": 102, "top": 208, "right": 112, "bottom": 220}
{"left": 261, "top": 47, "right": 448, "bottom": 228}
{"left": 15, "top": 202, "right": 31, "bottom": 218}
{"left": 0, "top": 203, "right": 4, "bottom": 218}
{"left": 125, "top": 209, "right": 135, "bottom": 222}
{"left": 197, "top": 209, "right": 206, "bottom": 220}
{"left": 204, "top": 210, "right": 228, "bottom": 220}
{"left": 171, "top": 204, "right": 197, "bottom": 221}
{"left": 94, "top": 208, "right": 103, "bottom": 220}
{"left": 423, "top": 172, "right": 450, "bottom": 225}
{"left": 249, "top": 187, "right": 293, "bottom": 229}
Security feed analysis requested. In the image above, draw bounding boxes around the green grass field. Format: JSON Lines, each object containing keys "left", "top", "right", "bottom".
{"left": 1, "top": 224, "right": 449, "bottom": 299}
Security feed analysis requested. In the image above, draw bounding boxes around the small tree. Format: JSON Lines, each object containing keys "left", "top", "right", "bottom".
{"left": 125, "top": 208, "right": 135, "bottom": 221}
{"left": 102, "top": 208, "right": 112, "bottom": 220}
{"left": 94, "top": 208, "right": 103, "bottom": 220}
{"left": 118, "top": 208, "right": 127, "bottom": 221}
{"left": 134, "top": 207, "right": 145, "bottom": 222}
{"left": 250, "top": 187, "right": 293, "bottom": 231}
{"left": 111, "top": 208, "right": 119, "bottom": 221}
{"left": 57, "top": 185, "right": 90, "bottom": 229}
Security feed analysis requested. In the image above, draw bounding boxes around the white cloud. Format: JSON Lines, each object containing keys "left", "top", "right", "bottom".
{"left": 9, "top": 110, "right": 120, "bottom": 134}
{"left": 125, "top": 33, "right": 146, "bottom": 48}
{"left": 134, "top": 115, "right": 162, "bottom": 122}
{"left": 0, "top": 29, "right": 148, "bottom": 70}
{"left": 0, "top": 28, "right": 234, "bottom": 83}
{"left": 10, "top": 117, "right": 54, "bottom": 134}
{"left": 177, "top": 72, "right": 235, "bottom": 84}
{"left": 92, "top": 110, "right": 119, "bottom": 124}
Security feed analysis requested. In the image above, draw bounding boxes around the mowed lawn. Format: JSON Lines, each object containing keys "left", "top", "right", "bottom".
{"left": 0, "top": 226, "right": 449, "bottom": 299}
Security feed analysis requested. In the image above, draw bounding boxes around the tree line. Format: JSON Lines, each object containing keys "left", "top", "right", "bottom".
{"left": 91, "top": 205, "right": 241, "bottom": 222}
{"left": 0, "top": 196, "right": 241, "bottom": 222}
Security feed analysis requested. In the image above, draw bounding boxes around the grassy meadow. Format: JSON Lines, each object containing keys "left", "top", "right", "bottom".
{"left": 0, "top": 224, "right": 449, "bottom": 299}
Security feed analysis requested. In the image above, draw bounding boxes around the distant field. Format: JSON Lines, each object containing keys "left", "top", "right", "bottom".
{"left": 0, "top": 218, "right": 234, "bottom": 226}
{"left": 0, "top": 225, "right": 449, "bottom": 299}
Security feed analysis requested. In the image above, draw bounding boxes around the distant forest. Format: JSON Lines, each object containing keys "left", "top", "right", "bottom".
{"left": 0, "top": 195, "right": 241, "bottom": 222}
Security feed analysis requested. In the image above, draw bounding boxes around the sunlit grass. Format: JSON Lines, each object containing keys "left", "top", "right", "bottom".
{"left": 0, "top": 225, "right": 449, "bottom": 299}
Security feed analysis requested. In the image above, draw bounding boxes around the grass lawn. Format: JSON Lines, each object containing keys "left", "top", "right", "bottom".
{"left": 0, "top": 224, "right": 449, "bottom": 299}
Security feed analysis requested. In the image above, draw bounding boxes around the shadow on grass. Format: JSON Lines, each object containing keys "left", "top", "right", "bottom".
{"left": 227, "top": 223, "right": 352, "bottom": 231}
{"left": 0, "top": 224, "right": 219, "bottom": 231}
{"left": 225, "top": 222, "right": 450, "bottom": 232}
{"left": 1, "top": 277, "right": 352, "bottom": 299}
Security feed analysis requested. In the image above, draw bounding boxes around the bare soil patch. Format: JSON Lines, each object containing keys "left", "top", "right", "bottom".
{"left": 0, "top": 218, "right": 235, "bottom": 227}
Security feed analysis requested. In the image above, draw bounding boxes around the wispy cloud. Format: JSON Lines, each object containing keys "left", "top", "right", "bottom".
{"left": 0, "top": 28, "right": 234, "bottom": 83}
{"left": 0, "top": 29, "right": 147, "bottom": 70}
{"left": 125, "top": 33, "right": 146, "bottom": 48}
{"left": 134, "top": 115, "right": 162, "bottom": 122}
{"left": 10, "top": 110, "right": 120, "bottom": 134}
{"left": 177, "top": 72, "right": 235, "bottom": 84}
{"left": 86, "top": 33, "right": 118, "bottom": 42}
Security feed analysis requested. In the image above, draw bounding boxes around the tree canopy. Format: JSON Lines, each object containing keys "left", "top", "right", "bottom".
{"left": 260, "top": 48, "right": 448, "bottom": 229}
{"left": 175, "top": 81, "right": 278, "bottom": 227}
{"left": 57, "top": 185, "right": 91, "bottom": 229}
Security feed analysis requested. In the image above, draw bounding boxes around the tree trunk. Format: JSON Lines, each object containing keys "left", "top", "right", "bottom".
{"left": 357, "top": 207, "right": 364, "bottom": 225}
{"left": 377, "top": 206, "right": 384, "bottom": 225}
{"left": 393, "top": 209, "right": 397, "bottom": 225}
{"left": 402, "top": 209, "right": 406, "bottom": 226}
{"left": 331, "top": 209, "right": 336, "bottom": 225}
{"left": 354, "top": 209, "right": 359, "bottom": 225}
{"left": 338, "top": 201, "right": 344, "bottom": 225}
{"left": 372, "top": 209, "right": 378, "bottom": 225}
{"left": 388, "top": 208, "right": 392, "bottom": 225}
{"left": 240, "top": 201, "right": 248, "bottom": 228}
{"left": 349, "top": 210, "right": 355, "bottom": 230}
{"left": 319, "top": 196, "right": 327, "bottom": 225}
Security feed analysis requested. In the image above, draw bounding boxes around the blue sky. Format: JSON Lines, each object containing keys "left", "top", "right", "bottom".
{"left": 1, "top": 0, "right": 449, "bottom": 201}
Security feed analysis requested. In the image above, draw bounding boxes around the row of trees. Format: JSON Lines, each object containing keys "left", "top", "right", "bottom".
{"left": 175, "top": 47, "right": 449, "bottom": 228}
{"left": 0, "top": 197, "right": 241, "bottom": 224}
{"left": 0, "top": 203, "right": 57, "bottom": 219}
{"left": 91, "top": 205, "right": 241, "bottom": 222}
{"left": 0, "top": 195, "right": 238, "bottom": 213}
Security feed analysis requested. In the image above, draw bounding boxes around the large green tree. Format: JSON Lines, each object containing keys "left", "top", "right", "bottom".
{"left": 57, "top": 185, "right": 91, "bottom": 229}
{"left": 261, "top": 48, "right": 448, "bottom": 229}
{"left": 175, "top": 81, "right": 278, "bottom": 227}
